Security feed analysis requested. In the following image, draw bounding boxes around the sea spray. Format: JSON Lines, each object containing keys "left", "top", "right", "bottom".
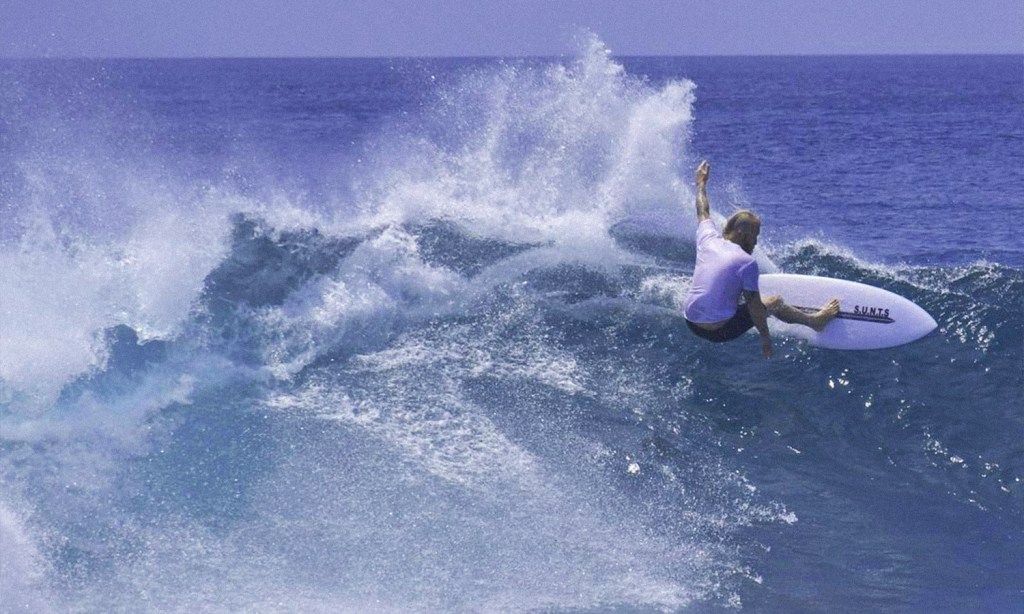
{"left": 350, "top": 34, "right": 696, "bottom": 244}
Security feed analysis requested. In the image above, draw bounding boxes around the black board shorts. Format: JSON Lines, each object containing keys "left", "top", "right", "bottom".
{"left": 685, "top": 307, "right": 755, "bottom": 343}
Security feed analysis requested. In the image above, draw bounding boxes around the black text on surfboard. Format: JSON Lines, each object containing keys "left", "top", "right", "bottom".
{"left": 852, "top": 305, "right": 891, "bottom": 320}
{"left": 794, "top": 304, "right": 895, "bottom": 325}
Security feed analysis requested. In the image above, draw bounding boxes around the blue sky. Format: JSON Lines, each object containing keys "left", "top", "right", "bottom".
{"left": 2, "top": 0, "right": 1022, "bottom": 57}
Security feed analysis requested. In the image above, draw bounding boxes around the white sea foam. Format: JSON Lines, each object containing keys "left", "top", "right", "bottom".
{"left": 0, "top": 194, "right": 231, "bottom": 410}
{"left": 0, "top": 500, "right": 54, "bottom": 614}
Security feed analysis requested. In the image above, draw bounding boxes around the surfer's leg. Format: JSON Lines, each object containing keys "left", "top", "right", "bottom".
{"left": 764, "top": 295, "right": 840, "bottom": 332}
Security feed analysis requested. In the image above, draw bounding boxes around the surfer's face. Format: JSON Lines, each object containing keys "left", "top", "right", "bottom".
{"left": 739, "top": 225, "right": 759, "bottom": 254}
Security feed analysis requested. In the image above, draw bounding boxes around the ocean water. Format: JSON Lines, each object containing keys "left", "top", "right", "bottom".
{"left": 1, "top": 37, "right": 1022, "bottom": 613}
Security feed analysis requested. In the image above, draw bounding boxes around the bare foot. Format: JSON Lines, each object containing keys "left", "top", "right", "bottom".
{"left": 809, "top": 299, "right": 840, "bottom": 331}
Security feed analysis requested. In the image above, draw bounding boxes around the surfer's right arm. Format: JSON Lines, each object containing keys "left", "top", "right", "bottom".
{"left": 695, "top": 160, "right": 711, "bottom": 222}
{"left": 744, "top": 291, "right": 774, "bottom": 359}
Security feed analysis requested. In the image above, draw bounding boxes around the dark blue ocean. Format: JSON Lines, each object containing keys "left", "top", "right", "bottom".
{"left": 1, "top": 38, "right": 1022, "bottom": 613}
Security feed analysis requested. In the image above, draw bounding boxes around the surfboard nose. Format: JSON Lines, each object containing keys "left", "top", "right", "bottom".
{"left": 910, "top": 305, "right": 938, "bottom": 337}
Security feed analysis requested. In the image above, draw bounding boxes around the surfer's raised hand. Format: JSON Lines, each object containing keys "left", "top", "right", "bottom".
{"left": 695, "top": 160, "right": 710, "bottom": 189}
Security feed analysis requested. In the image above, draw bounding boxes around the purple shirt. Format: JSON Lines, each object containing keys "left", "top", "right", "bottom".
{"left": 683, "top": 219, "right": 760, "bottom": 323}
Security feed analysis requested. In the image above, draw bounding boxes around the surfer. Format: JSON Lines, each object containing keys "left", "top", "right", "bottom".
{"left": 683, "top": 160, "right": 839, "bottom": 358}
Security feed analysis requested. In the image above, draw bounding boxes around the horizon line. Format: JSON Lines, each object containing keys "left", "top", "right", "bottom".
{"left": 3, "top": 51, "right": 1022, "bottom": 61}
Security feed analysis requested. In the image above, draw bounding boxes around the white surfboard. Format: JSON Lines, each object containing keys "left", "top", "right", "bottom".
{"left": 759, "top": 273, "right": 937, "bottom": 350}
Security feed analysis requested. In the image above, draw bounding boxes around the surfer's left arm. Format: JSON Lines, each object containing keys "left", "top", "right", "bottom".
{"left": 743, "top": 291, "right": 774, "bottom": 359}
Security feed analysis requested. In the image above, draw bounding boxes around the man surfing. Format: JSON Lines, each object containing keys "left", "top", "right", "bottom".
{"left": 683, "top": 160, "right": 839, "bottom": 359}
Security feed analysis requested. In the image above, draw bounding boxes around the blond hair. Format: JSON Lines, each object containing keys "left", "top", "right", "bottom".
{"left": 723, "top": 210, "right": 761, "bottom": 238}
